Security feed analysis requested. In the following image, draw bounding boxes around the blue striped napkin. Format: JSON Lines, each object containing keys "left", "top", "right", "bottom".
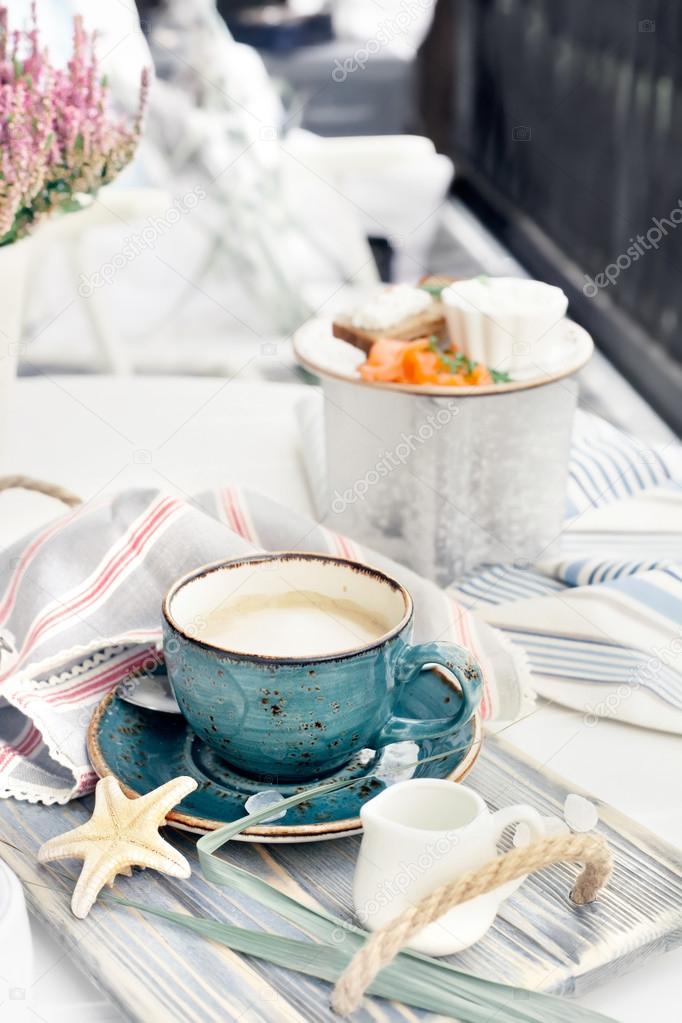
{"left": 453, "top": 410, "right": 682, "bottom": 734}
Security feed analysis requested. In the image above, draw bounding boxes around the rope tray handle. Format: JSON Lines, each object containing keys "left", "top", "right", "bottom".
{"left": 332, "top": 832, "right": 612, "bottom": 1015}
{"left": 0, "top": 475, "right": 82, "bottom": 508}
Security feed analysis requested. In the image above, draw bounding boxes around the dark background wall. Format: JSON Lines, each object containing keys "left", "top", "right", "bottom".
{"left": 419, "top": 0, "right": 682, "bottom": 433}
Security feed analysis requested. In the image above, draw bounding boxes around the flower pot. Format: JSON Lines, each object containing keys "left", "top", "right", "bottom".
{"left": 0, "top": 236, "right": 32, "bottom": 464}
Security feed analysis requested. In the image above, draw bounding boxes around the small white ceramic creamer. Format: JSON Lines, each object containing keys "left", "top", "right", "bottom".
{"left": 353, "top": 778, "right": 544, "bottom": 956}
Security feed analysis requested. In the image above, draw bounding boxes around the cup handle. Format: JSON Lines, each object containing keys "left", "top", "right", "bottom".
{"left": 487, "top": 804, "right": 545, "bottom": 898}
{"left": 373, "top": 641, "right": 483, "bottom": 748}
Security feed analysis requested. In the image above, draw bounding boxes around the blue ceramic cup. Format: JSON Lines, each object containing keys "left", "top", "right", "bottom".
{"left": 162, "top": 553, "right": 482, "bottom": 783}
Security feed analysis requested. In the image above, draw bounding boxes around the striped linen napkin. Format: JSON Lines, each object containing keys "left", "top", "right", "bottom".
{"left": 0, "top": 489, "right": 525, "bottom": 805}
{"left": 453, "top": 411, "right": 682, "bottom": 735}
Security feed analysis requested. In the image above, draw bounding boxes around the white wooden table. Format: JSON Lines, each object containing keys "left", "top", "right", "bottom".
{"left": 1, "top": 375, "right": 681, "bottom": 1023}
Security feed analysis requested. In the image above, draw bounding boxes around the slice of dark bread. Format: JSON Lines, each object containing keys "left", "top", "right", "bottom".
{"left": 332, "top": 304, "right": 446, "bottom": 354}
{"left": 332, "top": 279, "right": 457, "bottom": 354}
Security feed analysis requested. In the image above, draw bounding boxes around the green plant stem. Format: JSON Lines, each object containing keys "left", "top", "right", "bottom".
{"left": 104, "top": 891, "right": 614, "bottom": 1023}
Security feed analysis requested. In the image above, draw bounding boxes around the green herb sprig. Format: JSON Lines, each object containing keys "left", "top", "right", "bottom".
{"left": 429, "top": 336, "right": 511, "bottom": 384}
{"left": 418, "top": 280, "right": 448, "bottom": 298}
{"left": 428, "top": 336, "right": 476, "bottom": 375}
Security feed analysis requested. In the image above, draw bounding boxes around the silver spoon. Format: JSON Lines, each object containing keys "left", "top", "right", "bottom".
{"left": 116, "top": 672, "right": 181, "bottom": 714}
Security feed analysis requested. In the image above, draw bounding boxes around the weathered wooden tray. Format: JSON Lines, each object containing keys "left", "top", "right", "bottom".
{"left": 1, "top": 735, "right": 680, "bottom": 1022}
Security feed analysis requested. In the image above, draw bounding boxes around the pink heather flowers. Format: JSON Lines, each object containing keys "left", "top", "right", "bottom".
{"left": 0, "top": 5, "right": 149, "bottom": 245}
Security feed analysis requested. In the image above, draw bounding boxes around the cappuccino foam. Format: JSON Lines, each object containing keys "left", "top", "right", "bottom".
{"left": 199, "top": 590, "right": 389, "bottom": 657}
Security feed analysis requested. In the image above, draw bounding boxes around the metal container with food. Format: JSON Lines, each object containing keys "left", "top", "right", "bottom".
{"left": 294, "top": 281, "right": 593, "bottom": 587}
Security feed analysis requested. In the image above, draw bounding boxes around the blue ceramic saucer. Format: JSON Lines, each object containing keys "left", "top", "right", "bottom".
{"left": 87, "top": 666, "right": 481, "bottom": 843}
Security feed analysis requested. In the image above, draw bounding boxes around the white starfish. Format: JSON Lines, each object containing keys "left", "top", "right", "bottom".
{"left": 38, "top": 774, "right": 198, "bottom": 918}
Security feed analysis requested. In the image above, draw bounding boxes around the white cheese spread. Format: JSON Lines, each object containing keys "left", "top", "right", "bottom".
{"left": 350, "top": 285, "right": 432, "bottom": 330}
